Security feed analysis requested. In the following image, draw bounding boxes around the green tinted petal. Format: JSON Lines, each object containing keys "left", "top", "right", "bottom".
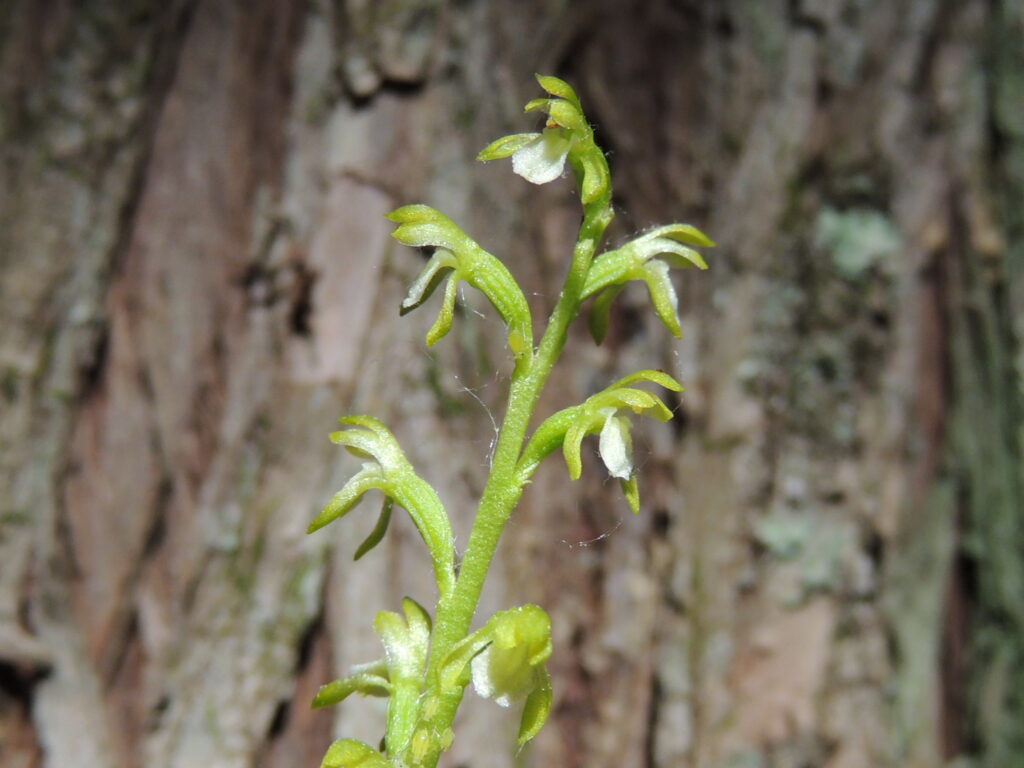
{"left": 523, "top": 97, "right": 550, "bottom": 113}
{"left": 578, "top": 150, "right": 609, "bottom": 204}
{"left": 388, "top": 206, "right": 473, "bottom": 253}
{"left": 401, "top": 249, "right": 458, "bottom": 315}
{"left": 599, "top": 388, "right": 673, "bottom": 420}
{"left": 467, "top": 251, "right": 534, "bottom": 367}
{"left": 353, "top": 498, "right": 393, "bottom": 561}
{"left": 388, "top": 473, "right": 456, "bottom": 596}
{"left": 401, "top": 597, "right": 432, "bottom": 653}
{"left": 391, "top": 221, "right": 461, "bottom": 252}
{"left": 648, "top": 222, "right": 716, "bottom": 247}
{"left": 653, "top": 240, "right": 708, "bottom": 270}
{"left": 587, "top": 284, "right": 623, "bottom": 344}
{"left": 581, "top": 248, "right": 631, "bottom": 298}
{"left": 516, "top": 405, "right": 581, "bottom": 482}
{"left": 439, "top": 630, "right": 494, "bottom": 694}
{"left": 312, "top": 663, "right": 392, "bottom": 708}
{"left": 639, "top": 260, "right": 682, "bottom": 337}
{"left": 608, "top": 369, "right": 683, "bottom": 392}
{"left": 621, "top": 474, "right": 640, "bottom": 514}
{"left": 477, "top": 132, "right": 541, "bottom": 161}
{"left": 307, "top": 465, "right": 385, "bottom": 534}
{"left": 546, "top": 99, "right": 587, "bottom": 133}
{"left": 385, "top": 204, "right": 440, "bottom": 224}
{"left": 425, "top": 276, "right": 459, "bottom": 347}
{"left": 562, "top": 418, "right": 594, "bottom": 481}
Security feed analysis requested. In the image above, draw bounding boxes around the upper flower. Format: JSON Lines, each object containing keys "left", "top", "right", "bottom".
{"left": 478, "top": 74, "right": 611, "bottom": 205}
{"left": 511, "top": 128, "right": 572, "bottom": 184}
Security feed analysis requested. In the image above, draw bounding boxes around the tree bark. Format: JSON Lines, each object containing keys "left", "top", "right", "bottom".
{"left": 1, "top": 2, "right": 1021, "bottom": 768}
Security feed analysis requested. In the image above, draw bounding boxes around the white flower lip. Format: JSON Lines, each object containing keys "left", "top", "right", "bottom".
{"left": 511, "top": 129, "right": 571, "bottom": 185}
{"left": 598, "top": 410, "right": 633, "bottom": 480}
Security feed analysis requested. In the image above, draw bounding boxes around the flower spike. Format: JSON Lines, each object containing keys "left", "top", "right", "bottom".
{"left": 307, "top": 416, "right": 455, "bottom": 598}
{"left": 387, "top": 205, "right": 533, "bottom": 370}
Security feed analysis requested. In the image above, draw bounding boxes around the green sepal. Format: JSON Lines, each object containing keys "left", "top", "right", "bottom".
{"left": 546, "top": 98, "right": 587, "bottom": 133}
{"left": 320, "top": 739, "right": 389, "bottom": 768}
{"left": 399, "top": 248, "right": 457, "bottom": 316}
{"left": 523, "top": 97, "right": 551, "bottom": 113}
{"left": 518, "top": 667, "right": 553, "bottom": 745}
{"left": 578, "top": 150, "right": 610, "bottom": 205}
{"left": 312, "top": 660, "right": 392, "bottom": 709}
{"left": 535, "top": 73, "right": 581, "bottom": 109}
{"left": 587, "top": 284, "right": 624, "bottom": 344}
{"left": 621, "top": 474, "right": 640, "bottom": 514}
{"left": 610, "top": 369, "right": 683, "bottom": 391}
{"left": 426, "top": 274, "right": 459, "bottom": 348}
{"left": 374, "top": 598, "right": 432, "bottom": 756}
{"left": 353, "top": 498, "right": 393, "bottom": 561}
{"left": 477, "top": 132, "right": 540, "bottom": 161}
{"left": 309, "top": 416, "right": 455, "bottom": 598}
{"left": 387, "top": 205, "right": 533, "bottom": 370}
{"left": 639, "top": 260, "right": 682, "bottom": 337}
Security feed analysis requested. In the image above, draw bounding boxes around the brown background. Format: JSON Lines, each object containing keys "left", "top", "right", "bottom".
{"left": 1, "top": 1, "right": 1022, "bottom": 767}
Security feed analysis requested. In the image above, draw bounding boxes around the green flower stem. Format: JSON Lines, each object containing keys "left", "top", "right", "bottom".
{"left": 410, "top": 191, "right": 612, "bottom": 768}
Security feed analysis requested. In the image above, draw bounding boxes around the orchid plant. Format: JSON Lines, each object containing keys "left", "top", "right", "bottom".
{"left": 308, "top": 75, "right": 712, "bottom": 768}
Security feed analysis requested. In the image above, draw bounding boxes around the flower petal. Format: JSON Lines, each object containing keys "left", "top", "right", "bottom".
{"left": 599, "top": 412, "right": 633, "bottom": 480}
{"left": 511, "top": 130, "right": 570, "bottom": 184}
{"left": 639, "top": 259, "right": 682, "bottom": 338}
{"left": 401, "top": 248, "right": 458, "bottom": 314}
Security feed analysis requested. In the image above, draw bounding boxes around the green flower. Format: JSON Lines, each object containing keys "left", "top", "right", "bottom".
{"left": 388, "top": 205, "right": 533, "bottom": 370}
{"left": 307, "top": 416, "right": 455, "bottom": 598}
{"left": 439, "top": 605, "right": 554, "bottom": 745}
{"left": 479, "top": 74, "right": 610, "bottom": 205}
{"left": 583, "top": 224, "right": 714, "bottom": 342}
{"left": 516, "top": 370, "right": 682, "bottom": 512}
{"left": 313, "top": 598, "right": 432, "bottom": 760}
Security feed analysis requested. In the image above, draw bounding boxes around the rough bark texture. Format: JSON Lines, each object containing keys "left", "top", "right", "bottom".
{"left": 1, "top": 2, "right": 1021, "bottom": 768}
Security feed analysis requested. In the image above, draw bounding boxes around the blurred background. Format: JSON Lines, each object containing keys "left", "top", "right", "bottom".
{"left": 1, "top": 1, "right": 1022, "bottom": 767}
